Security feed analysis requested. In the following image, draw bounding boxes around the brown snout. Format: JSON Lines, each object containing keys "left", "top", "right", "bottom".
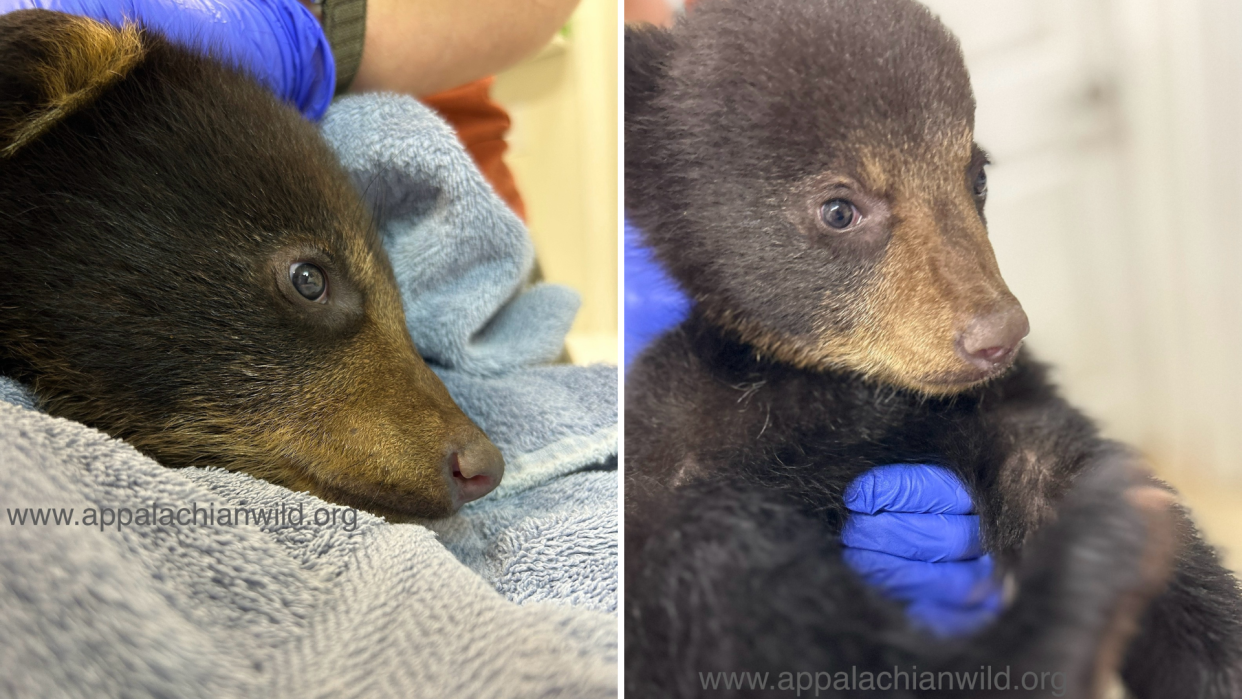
{"left": 445, "top": 426, "right": 505, "bottom": 508}
{"left": 956, "top": 305, "right": 1030, "bottom": 371}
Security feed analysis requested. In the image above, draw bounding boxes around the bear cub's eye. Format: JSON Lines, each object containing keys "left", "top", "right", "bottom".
{"left": 290, "top": 262, "right": 328, "bottom": 303}
{"left": 973, "top": 168, "right": 988, "bottom": 198}
{"left": 820, "top": 199, "right": 860, "bottom": 230}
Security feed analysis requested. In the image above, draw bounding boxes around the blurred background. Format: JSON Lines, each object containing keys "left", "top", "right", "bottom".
{"left": 921, "top": 0, "right": 1242, "bottom": 573}
{"left": 624, "top": 0, "right": 1242, "bottom": 572}
{"left": 492, "top": 0, "right": 618, "bottom": 365}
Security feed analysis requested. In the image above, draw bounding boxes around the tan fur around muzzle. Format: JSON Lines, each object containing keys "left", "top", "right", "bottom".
{"left": 815, "top": 143, "right": 1024, "bottom": 395}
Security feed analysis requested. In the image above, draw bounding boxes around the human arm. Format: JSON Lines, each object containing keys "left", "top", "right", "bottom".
{"left": 348, "top": 0, "right": 580, "bottom": 97}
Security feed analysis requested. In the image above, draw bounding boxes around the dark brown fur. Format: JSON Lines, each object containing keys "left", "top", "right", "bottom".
{"left": 624, "top": 0, "right": 1242, "bottom": 696}
{"left": 0, "top": 10, "right": 502, "bottom": 519}
{"left": 627, "top": 0, "right": 1020, "bottom": 395}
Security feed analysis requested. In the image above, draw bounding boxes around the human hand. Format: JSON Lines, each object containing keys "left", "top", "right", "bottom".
{"left": 624, "top": 219, "right": 690, "bottom": 366}
{"left": 2, "top": 0, "right": 334, "bottom": 120}
{"left": 841, "top": 464, "right": 1003, "bottom": 637}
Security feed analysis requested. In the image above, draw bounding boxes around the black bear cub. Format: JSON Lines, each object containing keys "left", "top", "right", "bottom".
{"left": 0, "top": 10, "right": 503, "bottom": 518}
{"left": 624, "top": 0, "right": 1242, "bottom": 696}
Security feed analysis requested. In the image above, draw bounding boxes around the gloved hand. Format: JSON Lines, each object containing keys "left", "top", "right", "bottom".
{"left": 842, "top": 464, "right": 1003, "bottom": 637}
{"left": 624, "top": 218, "right": 690, "bottom": 366}
{"left": 3, "top": 0, "right": 335, "bottom": 120}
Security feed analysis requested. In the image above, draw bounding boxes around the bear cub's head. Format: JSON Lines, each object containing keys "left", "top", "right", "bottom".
{"left": 626, "top": 0, "right": 1028, "bottom": 395}
{"left": 0, "top": 10, "right": 503, "bottom": 518}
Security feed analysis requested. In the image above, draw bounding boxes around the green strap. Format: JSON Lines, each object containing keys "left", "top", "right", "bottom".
{"left": 322, "top": 0, "right": 367, "bottom": 94}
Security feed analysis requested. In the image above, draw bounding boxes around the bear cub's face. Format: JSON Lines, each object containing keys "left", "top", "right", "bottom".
{"left": 626, "top": 0, "right": 1029, "bottom": 395}
{"left": 0, "top": 10, "right": 502, "bottom": 518}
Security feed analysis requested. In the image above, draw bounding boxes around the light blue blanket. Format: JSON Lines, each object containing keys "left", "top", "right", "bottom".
{"left": 0, "top": 94, "right": 617, "bottom": 697}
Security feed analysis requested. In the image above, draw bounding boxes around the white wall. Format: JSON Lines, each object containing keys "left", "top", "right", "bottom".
{"left": 921, "top": 0, "right": 1242, "bottom": 486}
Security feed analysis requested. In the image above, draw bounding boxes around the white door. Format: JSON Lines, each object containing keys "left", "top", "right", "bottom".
{"left": 922, "top": 0, "right": 1242, "bottom": 488}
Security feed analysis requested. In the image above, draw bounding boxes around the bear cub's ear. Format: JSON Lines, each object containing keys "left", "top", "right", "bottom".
{"left": 625, "top": 24, "right": 676, "bottom": 121}
{"left": 0, "top": 10, "right": 144, "bottom": 158}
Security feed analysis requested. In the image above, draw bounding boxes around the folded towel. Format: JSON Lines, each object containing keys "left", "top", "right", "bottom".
{"left": 0, "top": 94, "right": 617, "bottom": 697}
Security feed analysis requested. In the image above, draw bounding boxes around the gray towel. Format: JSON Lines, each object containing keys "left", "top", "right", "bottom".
{"left": 0, "top": 94, "right": 617, "bottom": 697}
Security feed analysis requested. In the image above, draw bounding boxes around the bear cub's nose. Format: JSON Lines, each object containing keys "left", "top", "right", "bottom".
{"left": 445, "top": 430, "right": 505, "bottom": 508}
{"left": 957, "top": 306, "right": 1030, "bottom": 370}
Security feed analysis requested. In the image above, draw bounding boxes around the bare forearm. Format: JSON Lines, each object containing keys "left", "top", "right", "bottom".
{"left": 351, "top": 0, "right": 581, "bottom": 96}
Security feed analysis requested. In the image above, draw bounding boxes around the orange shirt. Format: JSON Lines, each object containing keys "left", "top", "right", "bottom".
{"left": 421, "top": 78, "right": 527, "bottom": 221}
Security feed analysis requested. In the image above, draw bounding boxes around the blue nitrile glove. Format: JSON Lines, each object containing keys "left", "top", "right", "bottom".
{"left": 624, "top": 218, "right": 690, "bottom": 366}
{"left": 3, "top": 0, "right": 335, "bottom": 120}
{"left": 842, "top": 464, "right": 1004, "bottom": 637}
